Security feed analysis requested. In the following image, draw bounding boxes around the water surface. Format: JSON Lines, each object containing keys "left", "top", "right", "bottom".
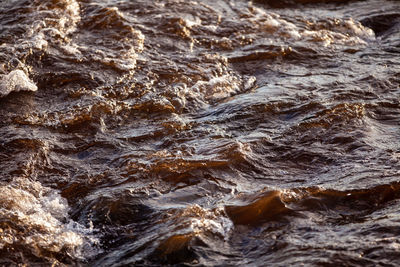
{"left": 0, "top": 0, "right": 400, "bottom": 265}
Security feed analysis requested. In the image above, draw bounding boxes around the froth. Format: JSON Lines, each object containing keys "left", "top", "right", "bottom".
{"left": 0, "top": 70, "right": 38, "bottom": 97}
{"left": 0, "top": 178, "right": 100, "bottom": 261}
{"left": 248, "top": 6, "right": 374, "bottom": 46}
{"left": 21, "top": 0, "right": 81, "bottom": 51}
{"left": 181, "top": 205, "right": 233, "bottom": 239}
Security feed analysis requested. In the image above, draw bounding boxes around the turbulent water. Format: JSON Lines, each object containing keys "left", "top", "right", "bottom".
{"left": 0, "top": 0, "right": 400, "bottom": 265}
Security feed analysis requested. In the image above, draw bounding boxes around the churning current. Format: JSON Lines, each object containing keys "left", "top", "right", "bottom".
{"left": 0, "top": 0, "right": 400, "bottom": 265}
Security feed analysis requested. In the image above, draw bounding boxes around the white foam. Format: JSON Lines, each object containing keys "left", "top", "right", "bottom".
{"left": 246, "top": 6, "right": 374, "bottom": 46}
{"left": 342, "top": 18, "right": 375, "bottom": 40}
{"left": 299, "top": 18, "right": 375, "bottom": 46}
{"left": 182, "top": 205, "right": 233, "bottom": 240}
{"left": 192, "top": 74, "right": 241, "bottom": 100}
{"left": 0, "top": 70, "right": 38, "bottom": 97}
{"left": 17, "top": 0, "right": 81, "bottom": 52}
{"left": 38, "top": 0, "right": 81, "bottom": 36}
{"left": 264, "top": 15, "right": 281, "bottom": 29}
{"left": 0, "top": 178, "right": 100, "bottom": 260}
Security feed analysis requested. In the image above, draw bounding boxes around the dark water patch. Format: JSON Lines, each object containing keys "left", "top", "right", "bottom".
{"left": 361, "top": 13, "right": 400, "bottom": 37}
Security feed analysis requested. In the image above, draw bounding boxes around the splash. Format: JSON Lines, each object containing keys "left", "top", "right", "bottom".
{"left": 0, "top": 70, "right": 37, "bottom": 97}
{"left": 0, "top": 178, "right": 100, "bottom": 263}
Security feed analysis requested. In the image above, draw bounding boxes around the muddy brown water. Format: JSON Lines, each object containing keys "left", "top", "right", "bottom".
{"left": 0, "top": 0, "right": 400, "bottom": 265}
